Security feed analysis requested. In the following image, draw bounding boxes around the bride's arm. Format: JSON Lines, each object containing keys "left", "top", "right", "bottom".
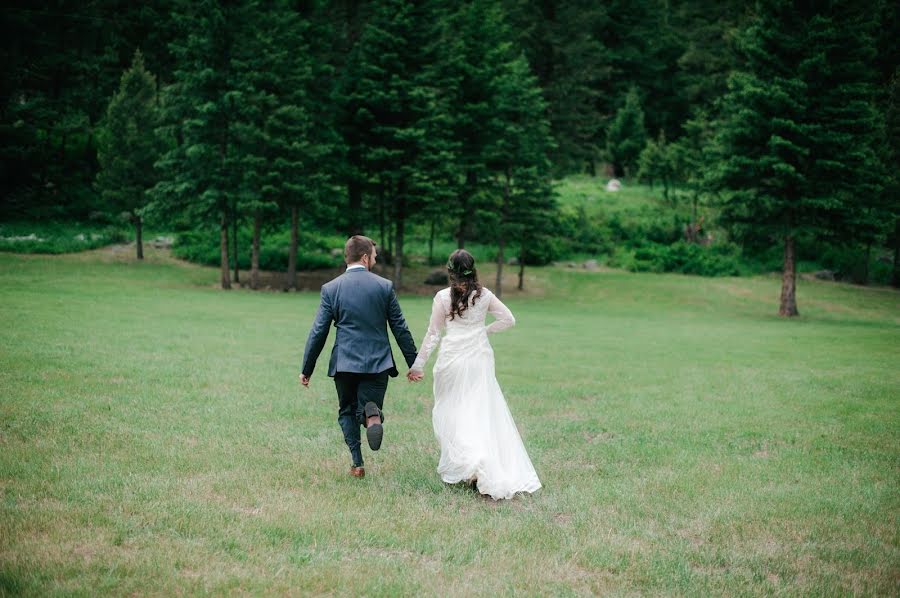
{"left": 486, "top": 292, "right": 515, "bottom": 334}
{"left": 410, "top": 293, "right": 447, "bottom": 373}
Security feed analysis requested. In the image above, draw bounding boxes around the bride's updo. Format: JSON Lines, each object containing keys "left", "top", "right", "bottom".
{"left": 447, "top": 249, "right": 482, "bottom": 320}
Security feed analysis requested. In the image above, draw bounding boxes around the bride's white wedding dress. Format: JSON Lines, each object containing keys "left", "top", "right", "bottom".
{"left": 411, "top": 287, "right": 541, "bottom": 500}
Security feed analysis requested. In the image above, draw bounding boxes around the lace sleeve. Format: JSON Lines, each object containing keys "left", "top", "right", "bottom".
{"left": 486, "top": 292, "right": 516, "bottom": 334}
{"left": 410, "top": 293, "right": 448, "bottom": 372}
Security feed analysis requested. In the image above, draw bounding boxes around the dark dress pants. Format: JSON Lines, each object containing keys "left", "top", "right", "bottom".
{"left": 334, "top": 371, "right": 389, "bottom": 467}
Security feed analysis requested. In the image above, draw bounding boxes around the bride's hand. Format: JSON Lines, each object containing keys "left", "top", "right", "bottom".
{"left": 407, "top": 370, "right": 424, "bottom": 382}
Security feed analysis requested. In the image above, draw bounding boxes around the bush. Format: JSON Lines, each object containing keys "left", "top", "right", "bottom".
{"left": 817, "top": 245, "right": 895, "bottom": 285}
{"left": 608, "top": 208, "right": 682, "bottom": 246}
{"left": 615, "top": 241, "right": 742, "bottom": 277}
{"left": 555, "top": 205, "right": 615, "bottom": 258}
{"left": 0, "top": 222, "right": 127, "bottom": 254}
{"left": 171, "top": 226, "right": 343, "bottom": 271}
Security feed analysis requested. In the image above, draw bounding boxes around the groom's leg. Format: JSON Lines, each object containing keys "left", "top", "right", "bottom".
{"left": 356, "top": 371, "right": 390, "bottom": 424}
{"left": 334, "top": 373, "right": 363, "bottom": 467}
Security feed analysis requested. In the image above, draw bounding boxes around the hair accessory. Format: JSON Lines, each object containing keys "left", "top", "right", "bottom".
{"left": 446, "top": 259, "right": 473, "bottom": 276}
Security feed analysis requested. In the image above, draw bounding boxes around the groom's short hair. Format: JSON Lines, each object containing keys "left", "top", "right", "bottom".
{"left": 344, "top": 235, "right": 376, "bottom": 264}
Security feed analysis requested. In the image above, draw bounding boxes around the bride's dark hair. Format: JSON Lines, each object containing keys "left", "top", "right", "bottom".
{"left": 447, "top": 249, "right": 482, "bottom": 320}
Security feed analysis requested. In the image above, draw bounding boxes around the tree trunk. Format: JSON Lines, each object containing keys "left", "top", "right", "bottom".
{"left": 348, "top": 176, "right": 362, "bottom": 236}
{"left": 456, "top": 194, "right": 467, "bottom": 249}
{"left": 347, "top": 148, "right": 362, "bottom": 236}
{"left": 393, "top": 189, "right": 406, "bottom": 287}
{"left": 495, "top": 236, "right": 505, "bottom": 299}
{"left": 387, "top": 219, "right": 393, "bottom": 258}
{"left": 286, "top": 205, "right": 298, "bottom": 291}
{"left": 457, "top": 170, "right": 476, "bottom": 248}
{"left": 692, "top": 192, "right": 699, "bottom": 225}
{"left": 518, "top": 244, "right": 525, "bottom": 291}
{"left": 231, "top": 202, "right": 239, "bottom": 284}
{"left": 779, "top": 235, "right": 798, "bottom": 317}
{"left": 135, "top": 215, "right": 143, "bottom": 260}
{"left": 893, "top": 218, "right": 900, "bottom": 288}
{"left": 250, "top": 211, "right": 261, "bottom": 290}
{"left": 428, "top": 218, "right": 435, "bottom": 265}
{"left": 220, "top": 211, "right": 231, "bottom": 290}
{"left": 378, "top": 187, "right": 386, "bottom": 249}
{"left": 495, "top": 169, "right": 510, "bottom": 299}
{"left": 863, "top": 242, "right": 871, "bottom": 286}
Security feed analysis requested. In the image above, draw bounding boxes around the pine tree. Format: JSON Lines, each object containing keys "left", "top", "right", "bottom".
{"left": 606, "top": 86, "right": 647, "bottom": 178}
{"left": 95, "top": 50, "right": 161, "bottom": 259}
{"left": 709, "top": 3, "right": 811, "bottom": 315}
{"left": 266, "top": 3, "right": 339, "bottom": 290}
{"left": 487, "top": 54, "right": 555, "bottom": 297}
{"left": 804, "top": 3, "right": 888, "bottom": 285}
{"left": 669, "top": 111, "right": 716, "bottom": 230}
{"left": 432, "top": 0, "right": 511, "bottom": 248}
{"left": 151, "top": 0, "right": 239, "bottom": 289}
{"left": 709, "top": 0, "right": 886, "bottom": 315}
{"left": 672, "top": 0, "right": 745, "bottom": 117}
{"left": 338, "top": 0, "right": 441, "bottom": 286}
{"left": 637, "top": 130, "right": 672, "bottom": 197}
{"left": 601, "top": 0, "right": 686, "bottom": 145}
{"left": 886, "top": 70, "right": 900, "bottom": 287}
{"left": 502, "top": 0, "right": 612, "bottom": 175}
{"left": 226, "top": 1, "right": 334, "bottom": 290}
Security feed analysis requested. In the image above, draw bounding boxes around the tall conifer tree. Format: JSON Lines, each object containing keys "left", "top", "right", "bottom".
{"left": 606, "top": 86, "right": 647, "bottom": 178}
{"left": 96, "top": 50, "right": 160, "bottom": 260}
{"left": 487, "top": 54, "right": 554, "bottom": 296}
{"left": 338, "top": 0, "right": 440, "bottom": 285}
{"left": 152, "top": 0, "right": 239, "bottom": 289}
{"left": 710, "top": 0, "right": 886, "bottom": 315}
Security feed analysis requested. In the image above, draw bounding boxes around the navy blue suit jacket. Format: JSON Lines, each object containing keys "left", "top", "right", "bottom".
{"left": 301, "top": 268, "right": 417, "bottom": 378}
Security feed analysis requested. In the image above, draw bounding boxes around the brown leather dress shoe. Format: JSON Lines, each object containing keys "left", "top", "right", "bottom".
{"left": 349, "top": 466, "right": 365, "bottom": 478}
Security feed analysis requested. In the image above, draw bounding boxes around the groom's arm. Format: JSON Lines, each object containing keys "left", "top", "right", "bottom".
{"left": 385, "top": 285, "right": 418, "bottom": 368}
{"left": 301, "top": 287, "right": 334, "bottom": 378}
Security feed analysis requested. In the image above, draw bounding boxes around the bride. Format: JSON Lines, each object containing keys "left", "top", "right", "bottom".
{"left": 408, "top": 249, "right": 541, "bottom": 500}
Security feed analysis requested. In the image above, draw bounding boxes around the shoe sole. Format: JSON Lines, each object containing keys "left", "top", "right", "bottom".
{"left": 364, "top": 402, "right": 383, "bottom": 451}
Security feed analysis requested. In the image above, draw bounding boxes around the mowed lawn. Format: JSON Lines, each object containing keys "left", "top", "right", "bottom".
{"left": 1, "top": 248, "right": 898, "bottom": 596}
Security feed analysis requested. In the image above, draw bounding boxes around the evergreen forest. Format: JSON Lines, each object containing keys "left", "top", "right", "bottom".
{"left": 1, "top": 0, "right": 898, "bottom": 313}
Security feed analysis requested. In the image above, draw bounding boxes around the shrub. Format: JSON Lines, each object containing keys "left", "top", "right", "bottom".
{"left": 0, "top": 222, "right": 127, "bottom": 254}
{"left": 817, "top": 245, "right": 895, "bottom": 285}
{"left": 622, "top": 241, "right": 742, "bottom": 277}
{"left": 172, "top": 226, "right": 343, "bottom": 271}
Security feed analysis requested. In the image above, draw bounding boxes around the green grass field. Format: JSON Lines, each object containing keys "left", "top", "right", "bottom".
{"left": 1, "top": 247, "right": 898, "bottom": 595}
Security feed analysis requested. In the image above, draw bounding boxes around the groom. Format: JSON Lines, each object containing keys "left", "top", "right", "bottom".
{"left": 300, "top": 235, "right": 418, "bottom": 478}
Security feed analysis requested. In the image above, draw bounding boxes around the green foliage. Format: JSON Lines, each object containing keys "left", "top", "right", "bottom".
{"left": 0, "top": 222, "right": 126, "bottom": 254}
{"left": 815, "top": 245, "right": 895, "bottom": 286}
{"left": 709, "top": 2, "right": 887, "bottom": 246}
{"left": 172, "top": 226, "right": 342, "bottom": 271}
{"left": 95, "top": 49, "right": 161, "bottom": 221}
{"left": 611, "top": 240, "right": 743, "bottom": 277}
{"left": 502, "top": 0, "right": 612, "bottom": 174}
{"left": 554, "top": 203, "right": 616, "bottom": 258}
{"left": 605, "top": 87, "right": 647, "bottom": 177}
{"left": 151, "top": 0, "right": 237, "bottom": 225}
{"left": 636, "top": 130, "right": 674, "bottom": 194}
{"left": 2, "top": 0, "right": 896, "bottom": 289}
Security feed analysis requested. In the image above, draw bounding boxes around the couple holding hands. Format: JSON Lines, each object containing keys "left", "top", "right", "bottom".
{"left": 300, "top": 235, "right": 540, "bottom": 500}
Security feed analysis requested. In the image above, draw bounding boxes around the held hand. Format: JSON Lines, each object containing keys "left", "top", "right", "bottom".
{"left": 299, "top": 374, "right": 310, "bottom": 388}
{"left": 407, "top": 370, "right": 424, "bottom": 382}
